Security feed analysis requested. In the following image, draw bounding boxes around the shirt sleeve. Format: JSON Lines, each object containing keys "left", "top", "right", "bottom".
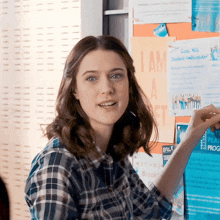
{"left": 24, "top": 151, "right": 81, "bottom": 220}
{"left": 127, "top": 159, "right": 173, "bottom": 220}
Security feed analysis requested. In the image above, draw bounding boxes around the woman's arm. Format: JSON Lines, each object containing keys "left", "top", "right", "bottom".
{"left": 154, "top": 104, "right": 220, "bottom": 201}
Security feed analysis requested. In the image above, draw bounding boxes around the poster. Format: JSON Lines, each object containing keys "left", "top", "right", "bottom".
{"left": 163, "top": 145, "right": 184, "bottom": 220}
{"left": 192, "top": 0, "right": 220, "bottom": 32}
{"left": 177, "top": 123, "right": 220, "bottom": 219}
{"left": 167, "top": 37, "right": 220, "bottom": 116}
{"left": 131, "top": 37, "right": 176, "bottom": 143}
{"left": 132, "top": 0, "right": 191, "bottom": 24}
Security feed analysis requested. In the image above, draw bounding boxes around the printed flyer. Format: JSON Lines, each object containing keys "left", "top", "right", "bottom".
{"left": 176, "top": 123, "right": 220, "bottom": 219}
{"left": 167, "top": 37, "right": 220, "bottom": 116}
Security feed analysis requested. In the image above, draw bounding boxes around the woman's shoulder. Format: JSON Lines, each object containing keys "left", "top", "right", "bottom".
{"left": 30, "top": 137, "right": 80, "bottom": 174}
{"left": 25, "top": 137, "right": 83, "bottom": 203}
{"left": 37, "top": 137, "right": 72, "bottom": 157}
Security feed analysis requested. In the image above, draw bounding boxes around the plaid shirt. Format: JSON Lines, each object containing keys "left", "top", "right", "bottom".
{"left": 25, "top": 137, "right": 173, "bottom": 220}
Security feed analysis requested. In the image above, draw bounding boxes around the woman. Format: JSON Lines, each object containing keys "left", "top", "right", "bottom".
{"left": 25, "top": 36, "right": 220, "bottom": 219}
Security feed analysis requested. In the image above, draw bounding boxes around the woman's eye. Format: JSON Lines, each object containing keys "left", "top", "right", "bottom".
{"left": 111, "top": 73, "right": 123, "bottom": 79}
{"left": 86, "top": 76, "right": 97, "bottom": 81}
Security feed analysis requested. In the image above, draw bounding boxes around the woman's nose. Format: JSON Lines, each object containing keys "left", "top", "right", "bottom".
{"left": 101, "top": 77, "right": 114, "bottom": 94}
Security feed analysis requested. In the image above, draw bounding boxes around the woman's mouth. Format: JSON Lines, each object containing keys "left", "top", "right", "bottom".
{"left": 98, "top": 100, "right": 117, "bottom": 109}
{"left": 99, "top": 102, "right": 116, "bottom": 107}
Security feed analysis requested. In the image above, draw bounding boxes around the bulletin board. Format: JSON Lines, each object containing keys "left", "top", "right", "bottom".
{"left": 134, "top": 22, "right": 219, "bottom": 154}
{"left": 131, "top": 21, "right": 220, "bottom": 220}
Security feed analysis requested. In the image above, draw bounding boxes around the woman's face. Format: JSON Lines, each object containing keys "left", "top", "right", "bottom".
{"left": 74, "top": 49, "right": 129, "bottom": 132}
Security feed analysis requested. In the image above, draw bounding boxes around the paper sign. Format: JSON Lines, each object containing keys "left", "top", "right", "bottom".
{"left": 131, "top": 37, "right": 176, "bottom": 143}
{"left": 132, "top": 0, "right": 191, "bottom": 24}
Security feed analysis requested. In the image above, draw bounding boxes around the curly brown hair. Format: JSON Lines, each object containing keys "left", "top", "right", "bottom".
{"left": 46, "top": 35, "right": 158, "bottom": 160}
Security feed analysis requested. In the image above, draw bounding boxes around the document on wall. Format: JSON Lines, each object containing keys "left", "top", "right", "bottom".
{"left": 131, "top": 37, "right": 176, "bottom": 143}
{"left": 163, "top": 145, "right": 184, "bottom": 220}
{"left": 133, "top": 152, "right": 164, "bottom": 188}
{"left": 177, "top": 123, "right": 220, "bottom": 219}
{"left": 167, "top": 37, "right": 220, "bottom": 116}
{"left": 132, "top": 0, "right": 191, "bottom": 24}
{"left": 192, "top": 0, "right": 220, "bottom": 32}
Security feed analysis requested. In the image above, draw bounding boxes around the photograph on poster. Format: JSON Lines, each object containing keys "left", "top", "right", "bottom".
{"left": 171, "top": 93, "right": 201, "bottom": 110}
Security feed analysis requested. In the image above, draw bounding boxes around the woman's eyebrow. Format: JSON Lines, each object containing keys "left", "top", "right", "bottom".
{"left": 82, "top": 70, "right": 99, "bottom": 76}
{"left": 110, "top": 68, "right": 126, "bottom": 72}
{"left": 82, "top": 68, "right": 126, "bottom": 76}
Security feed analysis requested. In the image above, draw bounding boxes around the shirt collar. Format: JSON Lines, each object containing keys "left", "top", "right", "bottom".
{"left": 87, "top": 145, "right": 113, "bottom": 169}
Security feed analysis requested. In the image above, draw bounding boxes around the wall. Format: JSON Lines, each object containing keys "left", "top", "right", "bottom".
{"left": 0, "top": 1, "right": 81, "bottom": 219}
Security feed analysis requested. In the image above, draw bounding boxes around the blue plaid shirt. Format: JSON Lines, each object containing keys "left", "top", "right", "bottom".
{"left": 25, "top": 137, "right": 173, "bottom": 220}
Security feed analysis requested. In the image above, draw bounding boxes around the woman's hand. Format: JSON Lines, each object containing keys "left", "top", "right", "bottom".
{"left": 183, "top": 104, "right": 220, "bottom": 148}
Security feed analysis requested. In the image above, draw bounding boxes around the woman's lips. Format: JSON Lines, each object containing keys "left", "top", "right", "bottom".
{"left": 98, "top": 101, "right": 117, "bottom": 109}
{"left": 99, "top": 101, "right": 116, "bottom": 107}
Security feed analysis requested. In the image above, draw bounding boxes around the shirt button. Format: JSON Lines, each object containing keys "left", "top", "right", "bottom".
{"left": 122, "top": 184, "right": 128, "bottom": 190}
{"left": 108, "top": 187, "right": 113, "bottom": 193}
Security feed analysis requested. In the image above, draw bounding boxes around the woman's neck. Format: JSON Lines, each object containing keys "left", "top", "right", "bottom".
{"left": 92, "top": 126, "right": 113, "bottom": 153}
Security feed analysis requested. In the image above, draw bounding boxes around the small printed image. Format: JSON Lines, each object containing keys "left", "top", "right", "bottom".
{"left": 176, "top": 124, "right": 188, "bottom": 145}
{"left": 154, "top": 23, "right": 168, "bottom": 37}
{"left": 172, "top": 93, "right": 201, "bottom": 110}
{"left": 211, "top": 46, "right": 220, "bottom": 61}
